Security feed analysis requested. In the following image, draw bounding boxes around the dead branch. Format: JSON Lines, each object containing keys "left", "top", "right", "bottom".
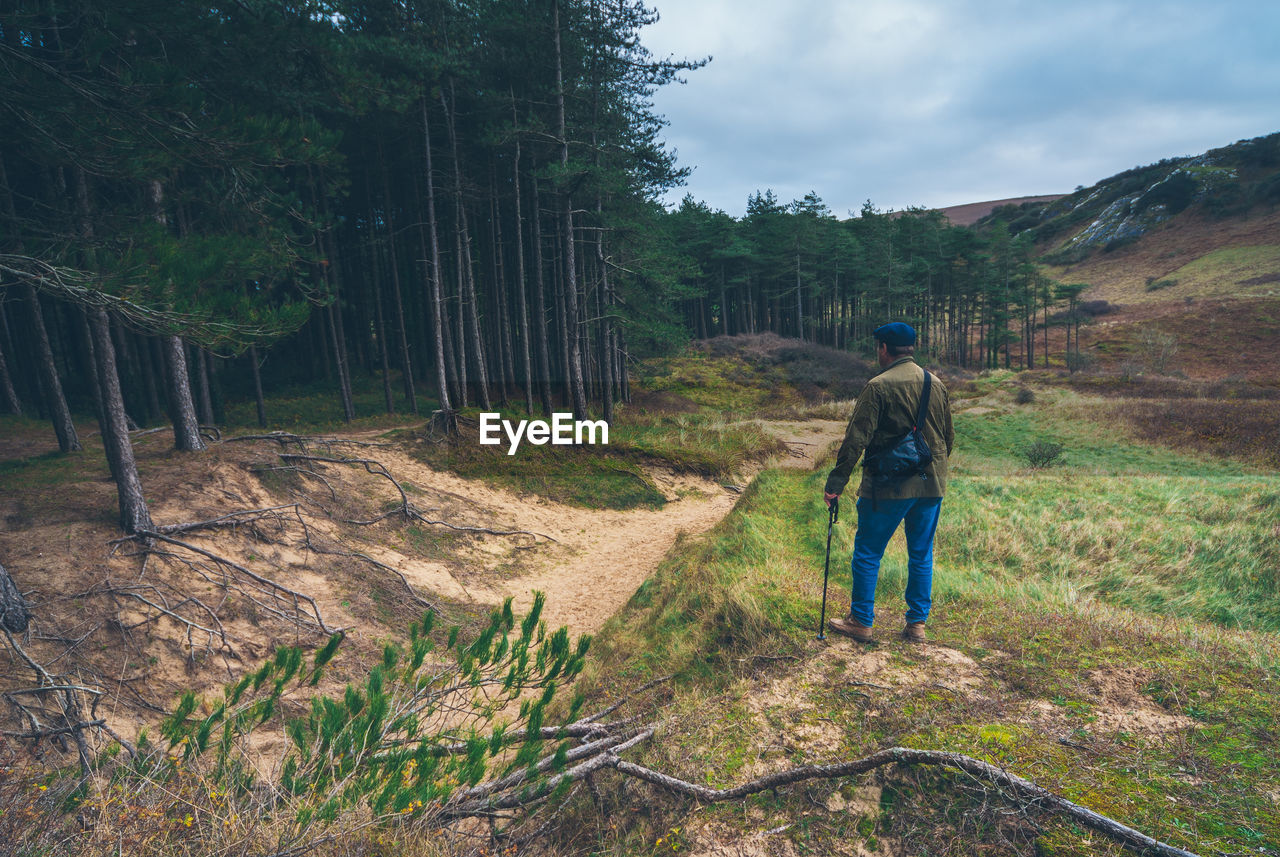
{"left": 608, "top": 746, "right": 1203, "bottom": 857}
{"left": 135, "top": 531, "right": 341, "bottom": 636}
{"left": 278, "top": 452, "right": 557, "bottom": 541}
{"left": 0, "top": 628, "right": 110, "bottom": 782}
{"left": 434, "top": 719, "right": 1202, "bottom": 857}
{"left": 574, "top": 674, "right": 674, "bottom": 726}
{"left": 153, "top": 504, "right": 304, "bottom": 539}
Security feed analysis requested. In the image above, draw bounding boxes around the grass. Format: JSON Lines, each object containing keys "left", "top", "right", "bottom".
{"left": 220, "top": 374, "right": 434, "bottom": 434}
{"left": 575, "top": 373, "right": 1280, "bottom": 855}
{"left": 632, "top": 334, "right": 875, "bottom": 418}
{"left": 409, "top": 408, "right": 785, "bottom": 510}
{"left": 6, "top": 350, "right": 1278, "bottom": 855}
{"left": 1162, "top": 244, "right": 1280, "bottom": 298}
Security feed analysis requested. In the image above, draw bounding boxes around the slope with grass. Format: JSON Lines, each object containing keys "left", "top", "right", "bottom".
{"left": 569, "top": 372, "right": 1279, "bottom": 857}
{"left": 990, "top": 132, "right": 1280, "bottom": 384}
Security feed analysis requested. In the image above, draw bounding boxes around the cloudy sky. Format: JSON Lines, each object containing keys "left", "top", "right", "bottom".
{"left": 641, "top": 0, "right": 1280, "bottom": 217}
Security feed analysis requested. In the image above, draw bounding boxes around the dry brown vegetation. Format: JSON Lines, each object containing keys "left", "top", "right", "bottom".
{"left": 1044, "top": 208, "right": 1280, "bottom": 304}
{"left": 1102, "top": 398, "right": 1280, "bottom": 468}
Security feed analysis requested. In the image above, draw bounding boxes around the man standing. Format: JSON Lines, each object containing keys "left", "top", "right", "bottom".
{"left": 822, "top": 322, "right": 954, "bottom": 643}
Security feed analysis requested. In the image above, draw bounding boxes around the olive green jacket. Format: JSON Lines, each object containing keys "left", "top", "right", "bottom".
{"left": 824, "top": 357, "right": 955, "bottom": 500}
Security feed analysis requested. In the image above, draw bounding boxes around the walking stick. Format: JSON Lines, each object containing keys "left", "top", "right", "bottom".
{"left": 817, "top": 497, "right": 838, "bottom": 640}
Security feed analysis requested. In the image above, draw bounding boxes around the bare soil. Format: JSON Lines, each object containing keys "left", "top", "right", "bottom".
{"left": 0, "top": 417, "right": 849, "bottom": 747}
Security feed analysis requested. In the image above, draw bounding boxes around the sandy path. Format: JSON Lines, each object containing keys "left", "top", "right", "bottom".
{"left": 483, "top": 420, "right": 847, "bottom": 635}
{"left": 354, "top": 419, "right": 847, "bottom": 637}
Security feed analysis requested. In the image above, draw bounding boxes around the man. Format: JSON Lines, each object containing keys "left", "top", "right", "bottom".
{"left": 823, "top": 322, "right": 954, "bottom": 643}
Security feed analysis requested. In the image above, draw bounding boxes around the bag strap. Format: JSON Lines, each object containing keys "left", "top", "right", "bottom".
{"left": 913, "top": 371, "right": 932, "bottom": 431}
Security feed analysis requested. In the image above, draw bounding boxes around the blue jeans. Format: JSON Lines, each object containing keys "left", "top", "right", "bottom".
{"left": 849, "top": 496, "right": 942, "bottom": 628}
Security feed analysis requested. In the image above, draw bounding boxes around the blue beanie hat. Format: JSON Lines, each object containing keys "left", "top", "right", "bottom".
{"left": 873, "top": 322, "right": 916, "bottom": 347}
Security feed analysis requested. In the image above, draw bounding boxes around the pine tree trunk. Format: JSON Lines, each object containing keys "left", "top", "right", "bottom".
{"left": 164, "top": 336, "right": 205, "bottom": 451}
{"left": 326, "top": 304, "right": 355, "bottom": 422}
{"left": 554, "top": 0, "right": 589, "bottom": 419}
{"left": 529, "top": 162, "right": 555, "bottom": 415}
{"left": 596, "top": 218, "right": 614, "bottom": 424}
{"left": 510, "top": 107, "right": 535, "bottom": 416}
{"left": 0, "top": 300, "right": 28, "bottom": 411}
{"left": 192, "top": 345, "right": 216, "bottom": 426}
{"left": 248, "top": 344, "right": 267, "bottom": 427}
{"left": 491, "top": 169, "right": 515, "bottom": 406}
{"left": 365, "top": 183, "right": 394, "bottom": 414}
{"left": 0, "top": 325, "right": 20, "bottom": 415}
{"left": 420, "top": 98, "right": 453, "bottom": 414}
{"left": 379, "top": 151, "right": 418, "bottom": 414}
{"left": 442, "top": 85, "right": 490, "bottom": 412}
{"left": 0, "top": 561, "right": 32, "bottom": 634}
{"left": 134, "top": 332, "right": 162, "bottom": 426}
{"left": 88, "top": 308, "right": 153, "bottom": 534}
{"left": 74, "top": 307, "right": 104, "bottom": 425}
{"left": 553, "top": 232, "right": 571, "bottom": 407}
{"left": 452, "top": 229, "right": 469, "bottom": 408}
{"left": 23, "top": 284, "right": 80, "bottom": 452}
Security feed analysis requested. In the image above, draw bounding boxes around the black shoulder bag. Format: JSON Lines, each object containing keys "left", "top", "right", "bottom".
{"left": 863, "top": 372, "right": 933, "bottom": 507}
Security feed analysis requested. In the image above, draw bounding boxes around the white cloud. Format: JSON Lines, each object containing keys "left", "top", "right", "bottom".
{"left": 644, "top": 0, "right": 1280, "bottom": 216}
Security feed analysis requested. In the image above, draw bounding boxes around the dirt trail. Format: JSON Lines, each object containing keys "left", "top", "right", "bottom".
{"left": 491, "top": 419, "right": 846, "bottom": 634}
{"left": 356, "top": 417, "right": 847, "bottom": 637}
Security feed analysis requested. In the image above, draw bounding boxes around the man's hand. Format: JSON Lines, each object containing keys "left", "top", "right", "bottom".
{"left": 823, "top": 492, "right": 839, "bottom": 509}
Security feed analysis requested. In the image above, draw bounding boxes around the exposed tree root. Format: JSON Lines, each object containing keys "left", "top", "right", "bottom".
{"left": 131, "top": 531, "right": 342, "bottom": 636}
{"left": 223, "top": 431, "right": 390, "bottom": 451}
{"left": 328, "top": 548, "right": 438, "bottom": 614}
{"left": 276, "top": 452, "right": 556, "bottom": 541}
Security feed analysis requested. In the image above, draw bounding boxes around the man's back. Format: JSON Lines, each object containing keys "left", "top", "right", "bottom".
{"left": 825, "top": 357, "right": 954, "bottom": 500}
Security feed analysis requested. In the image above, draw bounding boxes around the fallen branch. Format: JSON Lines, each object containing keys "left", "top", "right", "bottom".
{"left": 135, "top": 531, "right": 341, "bottom": 636}
{"left": 154, "top": 504, "right": 304, "bottom": 539}
{"left": 608, "top": 746, "right": 1202, "bottom": 857}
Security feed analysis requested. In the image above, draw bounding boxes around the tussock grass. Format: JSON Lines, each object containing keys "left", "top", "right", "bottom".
{"left": 634, "top": 333, "right": 875, "bottom": 417}
{"left": 410, "top": 410, "right": 785, "bottom": 510}
{"left": 221, "top": 373, "right": 434, "bottom": 433}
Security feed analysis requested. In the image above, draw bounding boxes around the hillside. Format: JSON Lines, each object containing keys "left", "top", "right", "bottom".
{"left": 972, "top": 133, "right": 1280, "bottom": 382}
{"left": 933, "top": 194, "right": 1066, "bottom": 226}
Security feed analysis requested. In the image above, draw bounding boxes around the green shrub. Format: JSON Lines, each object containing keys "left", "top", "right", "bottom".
{"left": 1019, "top": 440, "right": 1065, "bottom": 468}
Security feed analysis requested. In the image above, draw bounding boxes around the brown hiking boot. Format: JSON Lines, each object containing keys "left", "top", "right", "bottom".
{"left": 901, "top": 622, "right": 927, "bottom": 643}
{"left": 827, "top": 616, "right": 874, "bottom": 642}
